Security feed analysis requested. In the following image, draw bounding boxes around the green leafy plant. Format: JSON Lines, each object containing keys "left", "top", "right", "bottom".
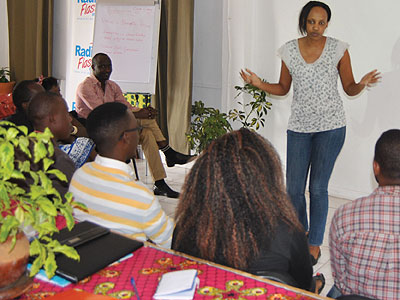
{"left": 0, "top": 67, "right": 11, "bottom": 83}
{"left": 0, "top": 121, "right": 87, "bottom": 278}
{"left": 187, "top": 83, "right": 272, "bottom": 153}
{"left": 186, "top": 101, "right": 232, "bottom": 154}
{"left": 229, "top": 83, "right": 272, "bottom": 130}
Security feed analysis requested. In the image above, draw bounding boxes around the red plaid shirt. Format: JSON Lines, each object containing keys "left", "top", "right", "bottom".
{"left": 329, "top": 185, "right": 400, "bottom": 300}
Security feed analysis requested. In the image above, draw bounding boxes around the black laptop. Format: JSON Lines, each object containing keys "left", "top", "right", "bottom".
{"left": 31, "top": 221, "right": 143, "bottom": 282}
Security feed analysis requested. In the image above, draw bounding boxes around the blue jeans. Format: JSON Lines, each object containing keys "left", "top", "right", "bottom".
{"left": 286, "top": 127, "right": 346, "bottom": 246}
{"left": 327, "top": 284, "right": 343, "bottom": 298}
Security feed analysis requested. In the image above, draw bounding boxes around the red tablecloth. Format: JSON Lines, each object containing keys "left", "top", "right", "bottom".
{"left": 22, "top": 246, "right": 320, "bottom": 300}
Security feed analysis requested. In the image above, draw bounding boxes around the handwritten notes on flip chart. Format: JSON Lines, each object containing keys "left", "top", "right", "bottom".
{"left": 93, "top": 4, "right": 157, "bottom": 89}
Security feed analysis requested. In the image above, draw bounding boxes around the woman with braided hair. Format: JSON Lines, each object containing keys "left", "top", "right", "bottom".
{"left": 172, "top": 128, "right": 321, "bottom": 292}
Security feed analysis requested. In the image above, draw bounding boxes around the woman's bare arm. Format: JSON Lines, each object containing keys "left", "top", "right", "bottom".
{"left": 338, "top": 50, "right": 380, "bottom": 96}
{"left": 240, "top": 61, "right": 292, "bottom": 96}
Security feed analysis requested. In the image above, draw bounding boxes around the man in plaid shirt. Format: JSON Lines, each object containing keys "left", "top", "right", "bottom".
{"left": 329, "top": 129, "right": 400, "bottom": 300}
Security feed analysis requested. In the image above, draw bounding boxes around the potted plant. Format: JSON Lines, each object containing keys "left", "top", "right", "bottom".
{"left": 229, "top": 83, "right": 272, "bottom": 130}
{"left": 187, "top": 83, "right": 272, "bottom": 154}
{"left": 186, "top": 100, "right": 232, "bottom": 154}
{"left": 0, "top": 67, "right": 16, "bottom": 95}
{"left": 0, "top": 121, "right": 86, "bottom": 295}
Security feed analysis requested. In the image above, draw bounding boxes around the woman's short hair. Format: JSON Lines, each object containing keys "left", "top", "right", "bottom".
{"left": 86, "top": 102, "right": 129, "bottom": 152}
{"left": 374, "top": 129, "right": 400, "bottom": 180}
{"left": 298, "top": 1, "right": 331, "bottom": 35}
{"left": 173, "top": 128, "right": 302, "bottom": 270}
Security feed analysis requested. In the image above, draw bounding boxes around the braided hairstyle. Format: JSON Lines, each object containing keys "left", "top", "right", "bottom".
{"left": 173, "top": 128, "right": 302, "bottom": 270}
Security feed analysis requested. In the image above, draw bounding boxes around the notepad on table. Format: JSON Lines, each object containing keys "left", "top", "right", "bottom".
{"left": 153, "top": 269, "right": 199, "bottom": 300}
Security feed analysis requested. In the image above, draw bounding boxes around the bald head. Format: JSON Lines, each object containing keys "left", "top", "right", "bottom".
{"left": 92, "top": 53, "right": 112, "bottom": 83}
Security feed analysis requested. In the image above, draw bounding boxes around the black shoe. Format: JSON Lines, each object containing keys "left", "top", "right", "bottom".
{"left": 166, "top": 152, "right": 197, "bottom": 167}
{"left": 153, "top": 183, "right": 180, "bottom": 198}
{"left": 310, "top": 249, "right": 321, "bottom": 266}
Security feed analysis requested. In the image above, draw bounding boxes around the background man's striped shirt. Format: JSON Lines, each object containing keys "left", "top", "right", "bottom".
{"left": 69, "top": 155, "right": 174, "bottom": 248}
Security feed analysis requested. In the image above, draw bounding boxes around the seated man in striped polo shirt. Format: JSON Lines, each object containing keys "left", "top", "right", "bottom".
{"left": 69, "top": 102, "right": 174, "bottom": 248}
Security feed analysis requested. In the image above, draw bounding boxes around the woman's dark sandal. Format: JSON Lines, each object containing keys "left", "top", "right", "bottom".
{"left": 310, "top": 249, "right": 321, "bottom": 266}
{"left": 313, "top": 273, "right": 325, "bottom": 294}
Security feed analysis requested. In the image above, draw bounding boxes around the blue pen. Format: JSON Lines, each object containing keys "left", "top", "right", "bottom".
{"left": 130, "top": 277, "right": 141, "bottom": 300}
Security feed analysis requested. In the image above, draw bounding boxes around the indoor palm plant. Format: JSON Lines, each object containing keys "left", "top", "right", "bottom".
{"left": 0, "top": 121, "right": 86, "bottom": 285}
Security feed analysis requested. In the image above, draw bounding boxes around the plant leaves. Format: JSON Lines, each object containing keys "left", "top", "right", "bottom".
{"left": 53, "top": 243, "right": 80, "bottom": 260}
{"left": 5, "top": 127, "right": 19, "bottom": 140}
{"left": 10, "top": 169, "right": 25, "bottom": 180}
{"left": 42, "top": 158, "right": 54, "bottom": 172}
{"left": 33, "top": 141, "right": 48, "bottom": 163}
{"left": 59, "top": 207, "right": 75, "bottom": 230}
{"left": 0, "top": 216, "right": 20, "bottom": 243}
{"left": 44, "top": 252, "right": 57, "bottom": 279}
{"left": 39, "top": 171, "right": 52, "bottom": 190}
{"left": 29, "top": 255, "right": 45, "bottom": 277}
{"left": 14, "top": 206, "right": 25, "bottom": 223}
{"left": 36, "top": 222, "right": 58, "bottom": 237}
{"left": 0, "top": 182, "right": 9, "bottom": 203}
{"left": 36, "top": 198, "right": 57, "bottom": 217}
{"left": 46, "top": 169, "right": 67, "bottom": 182}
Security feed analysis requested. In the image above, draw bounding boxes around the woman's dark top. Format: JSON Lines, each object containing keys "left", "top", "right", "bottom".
{"left": 172, "top": 221, "right": 313, "bottom": 291}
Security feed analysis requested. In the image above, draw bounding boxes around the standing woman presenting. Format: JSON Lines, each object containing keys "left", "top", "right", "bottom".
{"left": 241, "top": 1, "right": 380, "bottom": 264}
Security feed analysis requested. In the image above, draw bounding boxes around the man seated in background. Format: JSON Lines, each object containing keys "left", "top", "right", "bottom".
{"left": 69, "top": 102, "right": 174, "bottom": 248}
{"left": 75, "top": 53, "right": 195, "bottom": 198}
{"left": 27, "top": 91, "right": 76, "bottom": 197}
{"left": 329, "top": 129, "right": 400, "bottom": 299}
{"left": 6, "top": 80, "right": 44, "bottom": 132}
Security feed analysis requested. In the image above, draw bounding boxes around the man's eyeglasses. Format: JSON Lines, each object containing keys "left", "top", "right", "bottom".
{"left": 119, "top": 126, "right": 142, "bottom": 139}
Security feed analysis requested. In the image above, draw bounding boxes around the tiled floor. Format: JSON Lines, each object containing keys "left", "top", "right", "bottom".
{"left": 134, "top": 155, "right": 352, "bottom": 297}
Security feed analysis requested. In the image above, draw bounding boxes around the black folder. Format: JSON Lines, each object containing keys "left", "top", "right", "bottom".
{"left": 34, "top": 221, "right": 143, "bottom": 283}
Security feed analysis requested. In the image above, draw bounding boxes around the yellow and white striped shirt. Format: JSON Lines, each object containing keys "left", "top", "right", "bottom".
{"left": 69, "top": 155, "right": 174, "bottom": 248}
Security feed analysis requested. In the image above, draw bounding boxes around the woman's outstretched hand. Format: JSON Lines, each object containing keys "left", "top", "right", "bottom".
{"left": 240, "top": 68, "right": 262, "bottom": 88}
{"left": 360, "top": 69, "right": 381, "bottom": 88}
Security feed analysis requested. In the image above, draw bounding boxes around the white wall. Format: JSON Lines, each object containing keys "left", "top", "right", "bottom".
{"left": 194, "top": 0, "right": 400, "bottom": 200}
{"left": 0, "top": 0, "right": 9, "bottom": 70}
{"left": 53, "top": 0, "right": 69, "bottom": 97}
{"left": 192, "top": 0, "right": 223, "bottom": 109}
